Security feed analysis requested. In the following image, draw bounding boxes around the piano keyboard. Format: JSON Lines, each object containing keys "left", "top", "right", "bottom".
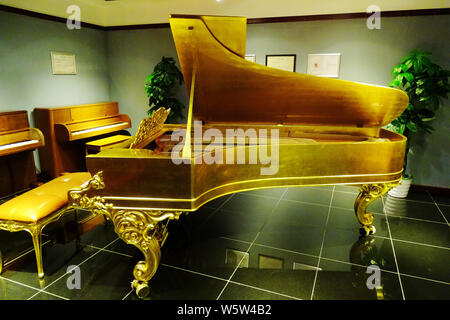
{"left": 0, "top": 139, "right": 39, "bottom": 152}
{"left": 71, "top": 122, "right": 128, "bottom": 136}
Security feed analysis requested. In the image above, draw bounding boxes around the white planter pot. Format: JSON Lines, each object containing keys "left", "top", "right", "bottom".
{"left": 388, "top": 179, "right": 412, "bottom": 198}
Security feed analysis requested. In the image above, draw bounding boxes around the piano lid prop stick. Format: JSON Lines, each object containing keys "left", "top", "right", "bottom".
{"left": 182, "top": 68, "right": 196, "bottom": 158}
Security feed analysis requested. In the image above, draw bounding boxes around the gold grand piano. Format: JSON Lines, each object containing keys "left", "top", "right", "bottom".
{"left": 69, "top": 15, "right": 408, "bottom": 298}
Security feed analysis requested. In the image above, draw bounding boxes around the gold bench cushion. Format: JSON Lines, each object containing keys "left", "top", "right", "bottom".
{"left": 0, "top": 172, "right": 92, "bottom": 223}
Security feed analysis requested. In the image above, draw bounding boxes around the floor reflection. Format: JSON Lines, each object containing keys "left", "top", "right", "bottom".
{"left": 384, "top": 195, "right": 408, "bottom": 216}
{"left": 349, "top": 236, "right": 386, "bottom": 300}
{"left": 0, "top": 187, "right": 448, "bottom": 300}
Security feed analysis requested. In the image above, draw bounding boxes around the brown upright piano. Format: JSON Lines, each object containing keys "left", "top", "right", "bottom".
{"left": 0, "top": 111, "right": 44, "bottom": 198}
{"left": 69, "top": 15, "right": 409, "bottom": 298}
{"left": 34, "top": 102, "right": 131, "bottom": 179}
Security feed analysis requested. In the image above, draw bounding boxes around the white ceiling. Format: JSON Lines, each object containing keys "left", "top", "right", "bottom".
{"left": 1, "top": 0, "right": 449, "bottom": 27}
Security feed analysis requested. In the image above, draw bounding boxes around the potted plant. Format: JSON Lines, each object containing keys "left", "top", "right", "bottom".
{"left": 145, "top": 56, "right": 185, "bottom": 123}
{"left": 386, "top": 49, "right": 449, "bottom": 198}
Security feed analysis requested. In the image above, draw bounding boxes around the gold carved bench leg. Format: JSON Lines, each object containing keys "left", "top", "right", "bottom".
{"left": 0, "top": 221, "right": 45, "bottom": 278}
{"left": 28, "top": 226, "right": 44, "bottom": 279}
{"left": 354, "top": 183, "right": 397, "bottom": 236}
{"left": 0, "top": 205, "right": 73, "bottom": 279}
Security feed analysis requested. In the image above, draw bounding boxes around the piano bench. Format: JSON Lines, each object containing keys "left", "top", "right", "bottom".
{"left": 0, "top": 172, "right": 92, "bottom": 279}
{"left": 85, "top": 134, "right": 133, "bottom": 154}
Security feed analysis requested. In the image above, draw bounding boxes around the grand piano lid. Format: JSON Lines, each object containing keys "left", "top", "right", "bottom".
{"left": 169, "top": 14, "right": 409, "bottom": 128}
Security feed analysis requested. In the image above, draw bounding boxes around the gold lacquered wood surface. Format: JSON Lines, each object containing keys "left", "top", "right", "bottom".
{"left": 0, "top": 128, "right": 44, "bottom": 156}
{"left": 170, "top": 15, "right": 408, "bottom": 129}
{"left": 129, "top": 108, "right": 171, "bottom": 149}
{"left": 85, "top": 135, "right": 133, "bottom": 153}
{"left": 34, "top": 101, "right": 132, "bottom": 178}
{"left": 0, "top": 111, "right": 45, "bottom": 197}
{"left": 0, "top": 172, "right": 92, "bottom": 222}
{"left": 86, "top": 127, "right": 406, "bottom": 211}
{"left": 54, "top": 115, "right": 131, "bottom": 142}
{"left": 0, "top": 111, "right": 45, "bottom": 156}
{"left": 84, "top": 14, "right": 409, "bottom": 211}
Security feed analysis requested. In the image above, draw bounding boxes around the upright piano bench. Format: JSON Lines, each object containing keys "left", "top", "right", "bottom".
{"left": 0, "top": 172, "right": 92, "bottom": 278}
{"left": 85, "top": 134, "right": 133, "bottom": 154}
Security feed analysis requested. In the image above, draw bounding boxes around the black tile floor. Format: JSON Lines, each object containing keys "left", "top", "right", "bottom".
{"left": 0, "top": 186, "right": 449, "bottom": 300}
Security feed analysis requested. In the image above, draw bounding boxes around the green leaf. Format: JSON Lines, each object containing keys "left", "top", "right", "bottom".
{"left": 144, "top": 56, "right": 186, "bottom": 122}
{"left": 402, "top": 72, "right": 414, "bottom": 83}
{"left": 389, "top": 79, "right": 402, "bottom": 87}
{"left": 390, "top": 74, "right": 404, "bottom": 88}
{"left": 406, "top": 121, "right": 418, "bottom": 132}
{"left": 415, "top": 87, "right": 424, "bottom": 95}
{"left": 413, "top": 59, "right": 423, "bottom": 73}
{"left": 391, "top": 65, "right": 402, "bottom": 74}
{"left": 418, "top": 115, "right": 435, "bottom": 122}
{"left": 386, "top": 122, "right": 405, "bottom": 134}
{"left": 400, "top": 63, "right": 409, "bottom": 73}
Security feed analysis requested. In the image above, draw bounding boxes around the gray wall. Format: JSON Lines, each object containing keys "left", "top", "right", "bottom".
{"left": 106, "top": 28, "right": 188, "bottom": 134}
{"left": 0, "top": 11, "right": 110, "bottom": 121}
{"left": 0, "top": 11, "right": 110, "bottom": 171}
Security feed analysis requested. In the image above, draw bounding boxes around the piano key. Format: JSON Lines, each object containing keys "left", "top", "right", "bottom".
{"left": 0, "top": 139, "right": 40, "bottom": 151}
{"left": 71, "top": 122, "right": 129, "bottom": 136}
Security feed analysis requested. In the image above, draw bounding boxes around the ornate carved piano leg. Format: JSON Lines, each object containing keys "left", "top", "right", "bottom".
{"left": 130, "top": 236, "right": 160, "bottom": 299}
{"left": 354, "top": 183, "right": 397, "bottom": 236}
{"left": 111, "top": 210, "right": 179, "bottom": 299}
{"left": 68, "top": 172, "right": 183, "bottom": 299}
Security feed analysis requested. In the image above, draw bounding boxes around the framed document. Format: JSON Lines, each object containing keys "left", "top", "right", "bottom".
{"left": 265, "top": 54, "right": 296, "bottom": 72}
{"left": 50, "top": 51, "right": 77, "bottom": 75}
{"left": 307, "top": 53, "right": 341, "bottom": 78}
{"left": 245, "top": 54, "right": 256, "bottom": 63}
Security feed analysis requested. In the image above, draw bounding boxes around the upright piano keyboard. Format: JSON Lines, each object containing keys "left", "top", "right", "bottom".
{"left": 34, "top": 102, "right": 131, "bottom": 179}
{"left": 0, "top": 111, "right": 44, "bottom": 197}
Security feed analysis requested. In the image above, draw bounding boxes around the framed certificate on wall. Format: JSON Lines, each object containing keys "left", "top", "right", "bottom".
{"left": 307, "top": 53, "right": 341, "bottom": 78}
{"left": 265, "top": 54, "right": 296, "bottom": 72}
{"left": 50, "top": 51, "right": 77, "bottom": 75}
